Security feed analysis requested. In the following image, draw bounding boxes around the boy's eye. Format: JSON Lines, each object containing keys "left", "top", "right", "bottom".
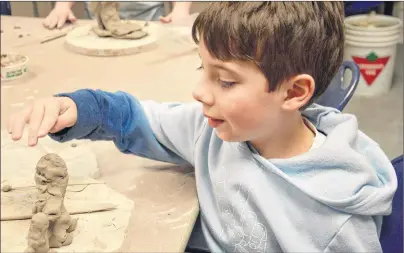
{"left": 218, "top": 79, "right": 236, "bottom": 88}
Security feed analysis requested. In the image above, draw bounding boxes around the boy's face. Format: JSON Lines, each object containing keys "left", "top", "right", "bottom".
{"left": 193, "top": 39, "right": 286, "bottom": 142}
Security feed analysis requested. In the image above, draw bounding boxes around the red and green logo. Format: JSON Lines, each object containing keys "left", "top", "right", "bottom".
{"left": 352, "top": 52, "right": 390, "bottom": 86}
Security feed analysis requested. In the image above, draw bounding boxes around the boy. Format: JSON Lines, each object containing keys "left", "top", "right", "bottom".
{"left": 8, "top": 2, "right": 397, "bottom": 252}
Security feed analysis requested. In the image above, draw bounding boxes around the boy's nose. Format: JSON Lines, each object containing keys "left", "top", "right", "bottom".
{"left": 192, "top": 82, "right": 214, "bottom": 106}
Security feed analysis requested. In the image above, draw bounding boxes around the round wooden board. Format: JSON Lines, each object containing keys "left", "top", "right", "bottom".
{"left": 64, "top": 22, "right": 158, "bottom": 57}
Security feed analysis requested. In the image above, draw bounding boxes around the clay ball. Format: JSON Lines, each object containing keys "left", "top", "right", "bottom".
{"left": 2, "top": 184, "right": 12, "bottom": 192}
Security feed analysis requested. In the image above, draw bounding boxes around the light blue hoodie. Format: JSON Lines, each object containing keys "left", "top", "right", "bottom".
{"left": 51, "top": 89, "right": 397, "bottom": 252}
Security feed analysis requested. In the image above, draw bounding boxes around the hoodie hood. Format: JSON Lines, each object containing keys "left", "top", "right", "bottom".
{"left": 268, "top": 104, "right": 397, "bottom": 216}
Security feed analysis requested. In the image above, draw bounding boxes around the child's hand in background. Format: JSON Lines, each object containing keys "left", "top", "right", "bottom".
{"left": 8, "top": 97, "right": 78, "bottom": 146}
{"left": 43, "top": 2, "right": 76, "bottom": 30}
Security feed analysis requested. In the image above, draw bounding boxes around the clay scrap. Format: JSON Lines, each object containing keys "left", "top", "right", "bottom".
{"left": 89, "top": 2, "right": 148, "bottom": 40}
{"left": 26, "top": 153, "right": 78, "bottom": 252}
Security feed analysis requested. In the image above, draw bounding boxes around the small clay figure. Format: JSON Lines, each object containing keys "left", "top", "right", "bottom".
{"left": 25, "top": 212, "right": 50, "bottom": 253}
{"left": 30, "top": 153, "right": 78, "bottom": 250}
{"left": 89, "top": 2, "right": 148, "bottom": 40}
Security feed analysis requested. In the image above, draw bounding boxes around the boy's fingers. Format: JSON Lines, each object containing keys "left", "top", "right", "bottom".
{"left": 68, "top": 12, "right": 76, "bottom": 22}
{"left": 27, "top": 103, "right": 45, "bottom": 146}
{"left": 159, "top": 15, "right": 171, "bottom": 23}
{"left": 10, "top": 106, "right": 33, "bottom": 141}
{"left": 38, "top": 104, "right": 60, "bottom": 137}
{"left": 57, "top": 17, "right": 66, "bottom": 29}
{"left": 48, "top": 17, "right": 57, "bottom": 29}
{"left": 49, "top": 108, "right": 75, "bottom": 134}
{"left": 7, "top": 114, "right": 15, "bottom": 134}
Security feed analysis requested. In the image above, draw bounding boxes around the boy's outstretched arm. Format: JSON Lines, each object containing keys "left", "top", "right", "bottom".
{"left": 50, "top": 89, "right": 205, "bottom": 165}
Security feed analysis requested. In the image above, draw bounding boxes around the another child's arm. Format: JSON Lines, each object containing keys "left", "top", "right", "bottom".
{"left": 8, "top": 89, "right": 205, "bottom": 165}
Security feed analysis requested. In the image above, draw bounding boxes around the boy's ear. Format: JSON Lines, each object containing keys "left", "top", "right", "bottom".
{"left": 281, "top": 74, "right": 315, "bottom": 111}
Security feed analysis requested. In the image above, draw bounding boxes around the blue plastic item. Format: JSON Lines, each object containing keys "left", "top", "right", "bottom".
{"left": 344, "top": 1, "right": 383, "bottom": 16}
{"left": 380, "top": 155, "right": 403, "bottom": 253}
{"left": 315, "top": 61, "right": 360, "bottom": 111}
{"left": 0, "top": 1, "right": 11, "bottom": 15}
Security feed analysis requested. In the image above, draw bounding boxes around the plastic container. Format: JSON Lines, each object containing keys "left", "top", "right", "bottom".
{"left": 1, "top": 54, "right": 29, "bottom": 82}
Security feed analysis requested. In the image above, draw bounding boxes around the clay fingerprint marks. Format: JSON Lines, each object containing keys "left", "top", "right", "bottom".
{"left": 90, "top": 2, "right": 148, "bottom": 40}
{"left": 26, "top": 153, "right": 78, "bottom": 252}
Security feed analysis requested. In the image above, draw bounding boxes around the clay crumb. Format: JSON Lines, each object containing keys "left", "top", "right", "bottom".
{"left": 18, "top": 34, "right": 23, "bottom": 38}
{"left": 2, "top": 184, "right": 12, "bottom": 192}
{"left": 71, "top": 143, "right": 78, "bottom": 148}
{"left": 14, "top": 25, "right": 21, "bottom": 29}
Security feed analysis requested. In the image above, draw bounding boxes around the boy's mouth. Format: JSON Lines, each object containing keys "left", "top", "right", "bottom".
{"left": 204, "top": 114, "right": 224, "bottom": 128}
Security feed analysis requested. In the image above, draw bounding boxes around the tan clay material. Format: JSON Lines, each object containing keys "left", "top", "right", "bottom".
{"left": 25, "top": 213, "right": 51, "bottom": 253}
{"left": 2, "top": 183, "right": 134, "bottom": 252}
{"left": 2, "top": 16, "right": 199, "bottom": 252}
{"left": 89, "top": 2, "right": 148, "bottom": 40}
{"left": 2, "top": 200, "right": 117, "bottom": 221}
{"left": 32, "top": 153, "right": 78, "bottom": 249}
{"left": 1, "top": 181, "right": 105, "bottom": 192}
{"left": 1, "top": 131, "right": 101, "bottom": 180}
{"left": 2, "top": 184, "right": 12, "bottom": 192}
{"left": 64, "top": 24, "right": 158, "bottom": 57}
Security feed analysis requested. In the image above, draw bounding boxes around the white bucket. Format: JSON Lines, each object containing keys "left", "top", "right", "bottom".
{"left": 344, "top": 14, "right": 402, "bottom": 96}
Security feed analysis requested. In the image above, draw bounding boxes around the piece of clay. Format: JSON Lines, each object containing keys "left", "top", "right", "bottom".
{"left": 29, "top": 153, "right": 78, "bottom": 251}
{"left": 25, "top": 212, "right": 50, "bottom": 253}
{"left": 70, "top": 143, "right": 77, "bottom": 148}
{"left": 14, "top": 25, "right": 21, "bottom": 29}
{"left": 19, "top": 34, "right": 23, "bottom": 38}
{"left": 89, "top": 2, "right": 148, "bottom": 40}
{"left": 2, "top": 184, "right": 12, "bottom": 192}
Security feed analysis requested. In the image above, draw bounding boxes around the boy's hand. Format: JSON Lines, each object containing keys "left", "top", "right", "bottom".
{"left": 7, "top": 97, "right": 78, "bottom": 146}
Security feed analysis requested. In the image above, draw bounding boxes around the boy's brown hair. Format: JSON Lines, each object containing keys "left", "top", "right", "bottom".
{"left": 192, "top": 2, "right": 345, "bottom": 107}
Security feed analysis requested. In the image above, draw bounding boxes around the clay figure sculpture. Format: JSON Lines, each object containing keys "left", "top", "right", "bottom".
{"left": 89, "top": 2, "right": 148, "bottom": 40}
{"left": 25, "top": 212, "right": 50, "bottom": 253}
{"left": 31, "top": 153, "right": 78, "bottom": 250}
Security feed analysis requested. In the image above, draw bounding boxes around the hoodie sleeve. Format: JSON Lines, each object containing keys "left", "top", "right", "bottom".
{"left": 49, "top": 89, "right": 206, "bottom": 166}
{"left": 324, "top": 215, "right": 382, "bottom": 252}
